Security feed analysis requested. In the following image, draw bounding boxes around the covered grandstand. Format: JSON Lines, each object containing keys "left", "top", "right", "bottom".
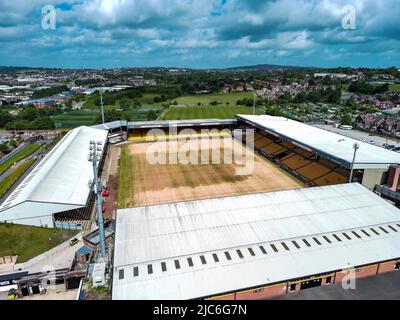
{"left": 112, "top": 183, "right": 400, "bottom": 300}
{"left": 0, "top": 126, "right": 108, "bottom": 228}
{"left": 237, "top": 115, "right": 400, "bottom": 189}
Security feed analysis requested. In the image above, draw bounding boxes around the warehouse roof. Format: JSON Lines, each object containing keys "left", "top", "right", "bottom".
{"left": 0, "top": 126, "right": 108, "bottom": 221}
{"left": 112, "top": 183, "right": 400, "bottom": 300}
{"left": 237, "top": 115, "right": 400, "bottom": 169}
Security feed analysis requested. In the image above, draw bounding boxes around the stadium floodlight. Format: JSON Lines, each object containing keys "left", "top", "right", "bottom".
{"left": 88, "top": 142, "right": 107, "bottom": 258}
{"left": 349, "top": 143, "right": 360, "bottom": 183}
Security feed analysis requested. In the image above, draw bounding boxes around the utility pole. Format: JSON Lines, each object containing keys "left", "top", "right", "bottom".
{"left": 349, "top": 143, "right": 360, "bottom": 183}
{"left": 100, "top": 91, "right": 105, "bottom": 124}
{"left": 88, "top": 140, "right": 106, "bottom": 258}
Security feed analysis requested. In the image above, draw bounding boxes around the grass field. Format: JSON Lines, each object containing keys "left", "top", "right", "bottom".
{"left": 0, "top": 223, "right": 77, "bottom": 263}
{"left": 52, "top": 108, "right": 155, "bottom": 128}
{"left": 174, "top": 92, "right": 254, "bottom": 105}
{"left": 0, "top": 143, "right": 41, "bottom": 176}
{"left": 161, "top": 105, "right": 259, "bottom": 120}
{"left": 117, "top": 138, "right": 303, "bottom": 208}
{"left": 389, "top": 84, "right": 400, "bottom": 93}
{"left": 52, "top": 110, "right": 99, "bottom": 128}
{"left": 0, "top": 159, "right": 35, "bottom": 199}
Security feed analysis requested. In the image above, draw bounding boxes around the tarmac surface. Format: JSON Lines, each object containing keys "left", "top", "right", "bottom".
{"left": 313, "top": 125, "right": 400, "bottom": 149}
{"left": 272, "top": 271, "right": 400, "bottom": 300}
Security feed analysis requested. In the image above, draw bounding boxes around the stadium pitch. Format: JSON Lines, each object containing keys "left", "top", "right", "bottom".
{"left": 117, "top": 137, "right": 303, "bottom": 208}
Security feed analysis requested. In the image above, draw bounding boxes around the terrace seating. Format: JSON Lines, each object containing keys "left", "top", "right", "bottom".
{"left": 261, "top": 142, "right": 286, "bottom": 155}
{"left": 313, "top": 172, "right": 347, "bottom": 186}
{"left": 282, "top": 154, "right": 312, "bottom": 170}
{"left": 254, "top": 137, "right": 272, "bottom": 149}
{"left": 297, "top": 162, "right": 331, "bottom": 181}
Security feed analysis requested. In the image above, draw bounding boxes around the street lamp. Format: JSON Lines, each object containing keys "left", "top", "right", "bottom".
{"left": 88, "top": 140, "right": 106, "bottom": 258}
{"left": 349, "top": 143, "right": 360, "bottom": 183}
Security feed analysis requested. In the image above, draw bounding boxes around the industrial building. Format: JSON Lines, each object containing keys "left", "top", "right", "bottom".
{"left": 0, "top": 126, "right": 108, "bottom": 228}
{"left": 112, "top": 183, "right": 400, "bottom": 300}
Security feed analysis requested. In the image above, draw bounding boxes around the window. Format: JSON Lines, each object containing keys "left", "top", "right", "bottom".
{"left": 333, "top": 234, "right": 342, "bottom": 242}
{"left": 323, "top": 236, "right": 332, "bottom": 244}
{"left": 212, "top": 254, "right": 219, "bottom": 262}
{"left": 313, "top": 237, "right": 322, "bottom": 245}
{"left": 174, "top": 260, "right": 181, "bottom": 269}
{"left": 326, "top": 276, "right": 332, "bottom": 285}
{"left": 225, "top": 251, "right": 232, "bottom": 260}
{"left": 388, "top": 225, "right": 398, "bottom": 232}
{"left": 379, "top": 227, "right": 389, "bottom": 234}
{"left": 370, "top": 228, "right": 380, "bottom": 235}
{"left": 352, "top": 231, "right": 361, "bottom": 239}
{"left": 290, "top": 283, "right": 296, "bottom": 292}
{"left": 161, "top": 262, "right": 167, "bottom": 272}
{"left": 236, "top": 250, "right": 244, "bottom": 259}
{"left": 133, "top": 267, "right": 139, "bottom": 277}
{"left": 119, "top": 269, "right": 124, "bottom": 280}
{"left": 281, "top": 242, "right": 290, "bottom": 251}
{"left": 200, "top": 255, "right": 207, "bottom": 264}
{"left": 361, "top": 229, "right": 371, "bottom": 237}
{"left": 270, "top": 244, "right": 278, "bottom": 252}
{"left": 395, "top": 262, "right": 400, "bottom": 270}
{"left": 259, "top": 245, "right": 267, "bottom": 254}
{"left": 248, "top": 248, "right": 256, "bottom": 256}
{"left": 187, "top": 258, "right": 194, "bottom": 267}
{"left": 292, "top": 241, "right": 300, "bottom": 249}
{"left": 303, "top": 239, "right": 311, "bottom": 247}
{"left": 147, "top": 264, "right": 153, "bottom": 275}
{"left": 342, "top": 233, "right": 351, "bottom": 240}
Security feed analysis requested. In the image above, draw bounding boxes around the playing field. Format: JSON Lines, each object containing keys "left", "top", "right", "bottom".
{"left": 175, "top": 92, "right": 254, "bottom": 105}
{"left": 161, "top": 105, "right": 259, "bottom": 120}
{"left": 118, "top": 138, "right": 303, "bottom": 208}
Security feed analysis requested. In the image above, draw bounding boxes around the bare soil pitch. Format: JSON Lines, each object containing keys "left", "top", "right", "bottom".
{"left": 118, "top": 138, "right": 304, "bottom": 208}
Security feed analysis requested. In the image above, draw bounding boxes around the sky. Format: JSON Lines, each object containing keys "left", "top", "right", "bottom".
{"left": 0, "top": 0, "right": 399, "bottom": 69}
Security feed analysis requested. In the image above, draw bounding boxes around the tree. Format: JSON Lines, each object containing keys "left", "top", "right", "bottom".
{"left": 0, "top": 111, "right": 14, "bottom": 128}
{"left": 0, "top": 144, "right": 9, "bottom": 153}
{"left": 147, "top": 110, "right": 158, "bottom": 121}
{"left": 119, "top": 97, "right": 132, "bottom": 111}
{"left": 341, "top": 113, "right": 353, "bottom": 125}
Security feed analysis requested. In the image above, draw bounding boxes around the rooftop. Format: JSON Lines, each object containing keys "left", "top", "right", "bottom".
{"left": 112, "top": 183, "right": 400, "bottom": 300}
{"left": 0, "top": 126, "right": 108, "bottom": 221}
{"left": 237, "top": 115, "right": 400, "bottom": 169}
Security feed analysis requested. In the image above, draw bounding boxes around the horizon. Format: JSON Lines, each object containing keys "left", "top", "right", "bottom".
{"left": 1, "top": 0, "right": 400, "bottom": 69}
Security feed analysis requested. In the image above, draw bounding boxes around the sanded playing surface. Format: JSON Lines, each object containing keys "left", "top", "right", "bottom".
{"left": 118, "top": 138, "right": 304, "bottom": 208}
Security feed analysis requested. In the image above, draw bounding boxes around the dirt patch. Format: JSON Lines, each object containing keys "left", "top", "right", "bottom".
{"left": 118, "top": 138, "right": 304, "bottom": 208}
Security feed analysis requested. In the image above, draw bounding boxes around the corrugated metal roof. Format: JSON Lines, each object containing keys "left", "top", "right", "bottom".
{"left": 112, "top": 183, "right": 400, "bottom": 300}
{"left": 237, "top": 115, "right": 400, "bottom": 169}
{"left": 0, "top": 126, "right": 108, "bottom": 214}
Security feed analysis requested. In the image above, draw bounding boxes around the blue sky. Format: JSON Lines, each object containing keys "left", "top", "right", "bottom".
{"left": 0, "top": 0, "right": 399, "bottom": 69}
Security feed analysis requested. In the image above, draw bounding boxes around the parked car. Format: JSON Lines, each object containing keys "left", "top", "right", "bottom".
{"left": 69, "top": 238, "right": 79, "bottom": 246}
{"left": 7, "top": 288, "right": 17, "bottom": 300}
{"left": 369, "top": 140, "right": 375, "bottom": 145}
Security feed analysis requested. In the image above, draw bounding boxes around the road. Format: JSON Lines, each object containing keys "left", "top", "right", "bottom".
{"left": 313, "top": 125, "right": 400, "bottom": 149}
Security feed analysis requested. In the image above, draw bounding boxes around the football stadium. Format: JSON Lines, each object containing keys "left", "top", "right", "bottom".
{"left": 1, "top": 115, "right": 400, "bottom": 300}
